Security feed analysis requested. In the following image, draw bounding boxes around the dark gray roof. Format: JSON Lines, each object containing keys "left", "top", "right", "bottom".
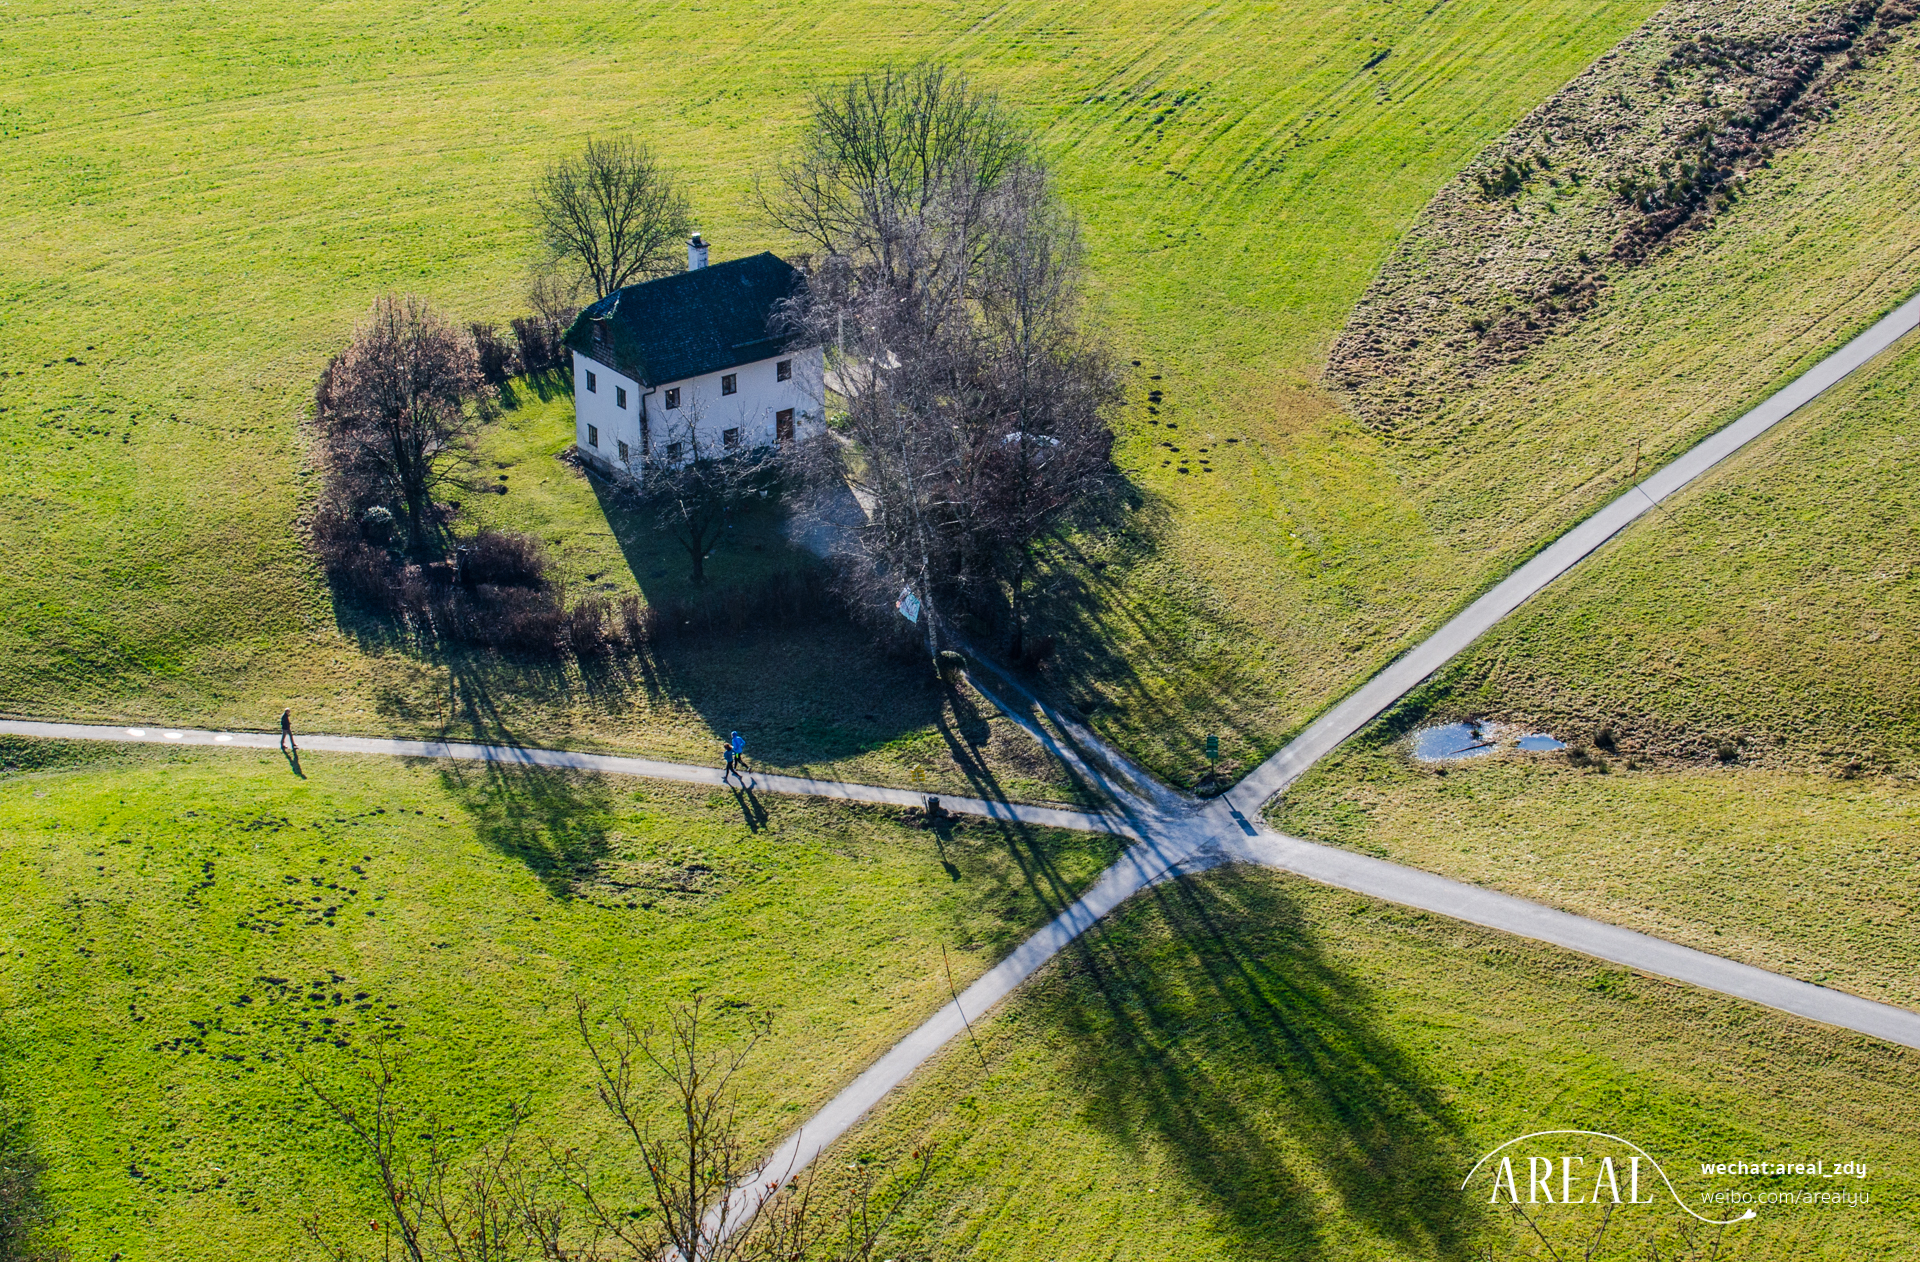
{"left": 564, "top": 252, "right": 806, "bottom": 387}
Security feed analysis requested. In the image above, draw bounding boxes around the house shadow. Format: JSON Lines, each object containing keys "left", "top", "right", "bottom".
{"left": 1019, "top": 865, "right": 1485, "bottom": 1260}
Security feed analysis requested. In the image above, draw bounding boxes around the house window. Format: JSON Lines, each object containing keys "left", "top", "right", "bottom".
{"left": 618, "top": 440, "right": 630, "bottom": 462}
{"left": 776, "top": 359, "right": 792, "bottom": 382}
{"left": 776, "top": 409, "right": 795, "bottom": 443}
{"left": 666, "top": 441, "right": 684, "bottom": 462}
{"left": 723, "top": 427, "right": 741, "bottom": 450}
{"left": 587, "top": 424, "right": 599, "bottom": 449}
{"left": 585, "top": 370, "right": 597, "bottom": 393}
{"left": 616, "top": 386, "right": 627, "bottom": 409}
{"left": 665, "top": 387, "right": 681, "bottom": 409}
{"left": 721, "top": 373, "right": 737, "bottom": 396}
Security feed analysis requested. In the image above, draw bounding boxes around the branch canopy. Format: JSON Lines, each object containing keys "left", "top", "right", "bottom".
{"left": 535, "top": 137, "right": 694, "bottom": 299}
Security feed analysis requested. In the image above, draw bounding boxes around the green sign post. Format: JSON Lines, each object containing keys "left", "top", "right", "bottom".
{"left": 1205, "top": 734, "right": 1219, "bottom": 764}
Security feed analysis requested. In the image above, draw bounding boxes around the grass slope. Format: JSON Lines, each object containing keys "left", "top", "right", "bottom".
{"left": 1410, "top": 337, "right": 1920, "bottom": 774}
{"left": 0, "top": 742, "right": 1123, "bottom": 1259}
{"left": 0, "top": 0, "right": 1658, "bottom": 782}
{"left": 1024, "top": 13, "right": 1920, "bottom": 785}
{"left": 1265, "top": 279, "right": 1920, "bottom": 1015}
{"left": 815, "top": 867, "right": 1920, "bottom": 1260}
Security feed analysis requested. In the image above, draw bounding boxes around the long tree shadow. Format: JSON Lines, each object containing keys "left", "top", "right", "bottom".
{"left": 1007, "top": 488, "right": 1299, "bottom": 786}
{"left": 433, "top": 755, "right": 618, "bottom": 899}
{"left": 1031, "top": 865, "right": 1484, "bottom": 1259}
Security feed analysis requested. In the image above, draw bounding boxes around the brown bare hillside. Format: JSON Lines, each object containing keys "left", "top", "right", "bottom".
{"left": 1328, "top": 0, "right": 1916, "bottom": 431}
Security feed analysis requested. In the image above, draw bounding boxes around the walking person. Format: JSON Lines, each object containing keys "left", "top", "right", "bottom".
{"left": 729, "top": 731, "right": 747, "bottom": 780}
{"left": 279, "top": 708, "right": 297, "bottom": 753}
{"left": 721, "top": 735, "right": 737, "bottom": 785}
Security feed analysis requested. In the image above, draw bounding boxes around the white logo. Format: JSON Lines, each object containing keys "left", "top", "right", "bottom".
{"left": 1461, "top": 1130, "right": 1756, "bottom": 1226}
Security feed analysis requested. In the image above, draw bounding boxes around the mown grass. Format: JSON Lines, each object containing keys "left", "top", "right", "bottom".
{"left": 1273, "top": 747, "right": 1920, "bottom": 1011}
{"left": 1406, "top": 336, "right": 1920, "bottom": 775}
{"left": 811, "top": 866, "right": 1920, "bottom": 1260}
{"left": 0, "top": 0, "right": 1660, "bottom": 790}
{"left": 0, "top": 743, "right": 1124, "bottom": 1259}
{"left": 1023, "top": 22, "right": 1920, "bottom": 785}
{"left": 1263, "top": 268, "right": 1920, "bottom": 1017}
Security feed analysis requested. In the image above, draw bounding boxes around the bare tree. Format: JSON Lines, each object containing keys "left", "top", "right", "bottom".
{"left": 535, "top": 138, "right": 693, "bottom": 300}
{"left": 559, "top": 996, "right": 771, "bottom": 1260}
{"left": 970, "top": 167, "right": 1118, "bottom": 658}
{"left": 316, "top": 295, "right": 484, "bottom": 555}
{"left": 292, "top": 1007, "right": 929, "bottom": 1262}
{"left": 633, "top": 415, "right": 781, "bottom": 585}
{"left": 559, "top": 997, "right": 928, "bottom": 1262}
{"left": 294, "top": 1043, "right": 565, "bottom": 1262}
{"left": 769, "top": 66, "right": 1115, "bottom": 660}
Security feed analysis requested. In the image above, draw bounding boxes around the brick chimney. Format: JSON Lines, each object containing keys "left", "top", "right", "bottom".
{"left": 688, "top": 233, "right": 709, "bottom": 270}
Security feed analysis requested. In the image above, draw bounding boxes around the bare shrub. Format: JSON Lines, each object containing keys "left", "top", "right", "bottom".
{"left": 563, "top": 596, "right": 615, "bottom": 658}
{"left": 468, "top": 321, "right": 518, "bottom": 385}
{"left": 461, "top": 529, "right": 550, "bottom": 590}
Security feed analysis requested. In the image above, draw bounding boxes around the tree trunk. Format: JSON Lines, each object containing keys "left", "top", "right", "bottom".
{"left": 1008, "top": 557, "right": 1026, "bottom": 660}
{"left": 402, "top": 480, "right": 429, "bottom": 555}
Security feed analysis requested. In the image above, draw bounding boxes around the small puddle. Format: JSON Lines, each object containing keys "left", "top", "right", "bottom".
{"left": 1411, "top": 721, "right": 1566, "bottom": 762}
{"left": 1411, "top": 721, "right": 1499, "bottom": 762}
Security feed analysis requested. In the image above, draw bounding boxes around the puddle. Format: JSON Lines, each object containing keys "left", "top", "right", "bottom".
{"left": 1411, "top": 721, "right": 1499, "bottom": 762}
{"left": 1411, "top": 721, "right": 1567, "bottom": 762}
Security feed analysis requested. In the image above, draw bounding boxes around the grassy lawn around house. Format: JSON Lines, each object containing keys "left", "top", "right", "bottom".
{"left": 806, "top": 865, "right": 1920, "bottom": 1261}
{"left": 0, "top": 0, "right": 1662, "bottom": 786}
{"left": 339, "top": 386, "right": 1099, "bottom": 807}
{"left": 0, "top": 741, "right": 1125, "bottom": 1261}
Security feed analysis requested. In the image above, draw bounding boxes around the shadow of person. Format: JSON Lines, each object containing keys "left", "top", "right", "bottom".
{"left": 283, "top": 747, "right": 305, "bottom": 779}
{"left": 730, "top": 784, "right": 769, "bottom": 832}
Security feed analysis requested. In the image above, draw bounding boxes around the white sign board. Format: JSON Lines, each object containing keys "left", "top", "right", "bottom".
{"left": 896, "top": 586, "right": 921, "bottom": 624}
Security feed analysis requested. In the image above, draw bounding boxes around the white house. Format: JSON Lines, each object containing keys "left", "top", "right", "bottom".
{"left": 565, "top": 236, "right": 824, "bottom": 480}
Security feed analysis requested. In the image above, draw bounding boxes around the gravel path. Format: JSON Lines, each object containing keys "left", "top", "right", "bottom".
{"left": 0, "top": 719, "right": 1132, "bottom": 838}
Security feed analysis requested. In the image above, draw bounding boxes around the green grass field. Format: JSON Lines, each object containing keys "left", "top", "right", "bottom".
{"left": 1263, "top": 264, "right": 1920, "bottom": 1020}
{"left": 1023, "top": 20, "right": 1920, "bottom": 785}
{"left": 809, "top": 866, "right": 1920, "bottom": 1260}
{"left": 0, "top": 741, "right": 1123, "bottom": 1259}
{"left": 1400, "top": 336, "right": 1920, "bottom": 775}
{"left": 0, "top": 0, "right": 1666, "bottom": 790}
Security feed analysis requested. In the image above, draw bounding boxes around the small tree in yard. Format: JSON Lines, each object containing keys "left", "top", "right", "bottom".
{"left": 637, "top": 418, "right": 780, "bottom": 585}
{"left": 316, "top": 295, "right": 484, "bottom": 556}
{"left": 534, "top": 138, "right": 693, "bottom": 301}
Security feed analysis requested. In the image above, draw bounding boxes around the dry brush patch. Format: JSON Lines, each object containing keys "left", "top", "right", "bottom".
{"left": 1328, "top": 0, "right": 1918, "bottom": 432}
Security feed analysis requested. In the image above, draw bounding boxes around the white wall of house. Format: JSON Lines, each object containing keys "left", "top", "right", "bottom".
{"left": 571, "top": 353, "right": 648, "bottom": 474}
{"left": 572, "top": 345, "right": 824, "bottom": 480}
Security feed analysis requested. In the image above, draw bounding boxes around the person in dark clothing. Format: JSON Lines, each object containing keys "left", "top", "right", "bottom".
{"left": 279, "top": 708, "right": 297, "bottom": 753}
